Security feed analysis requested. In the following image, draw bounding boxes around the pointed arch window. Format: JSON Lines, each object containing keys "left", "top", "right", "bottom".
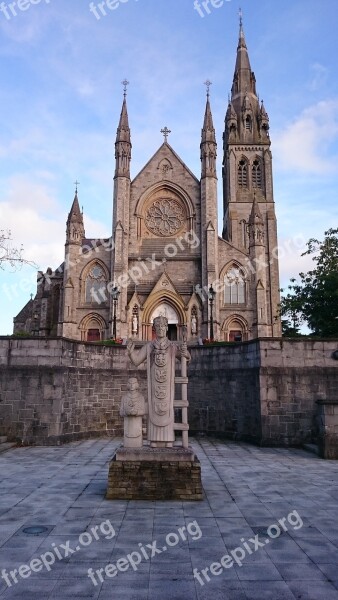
{"left": 238, "top": 159, "right": 248, "bottom": 188}
{"left": 224, "top": 267, "right": 246, "bottom": 305}
{"left": 85, "top": 265, "right": 107, "bottom": 304}
{"left": 252, "top": 159, "right": 262, "bottom": 188}
{"left": 245, "top": 116, "right": 252, "bottom": 131}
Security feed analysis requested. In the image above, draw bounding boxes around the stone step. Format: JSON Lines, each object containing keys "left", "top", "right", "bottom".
{"left": 0, "top": 442, "right": 16, "bottom": 454}
{"left": 0, "top": 436, "right": 7, "bottom": 444}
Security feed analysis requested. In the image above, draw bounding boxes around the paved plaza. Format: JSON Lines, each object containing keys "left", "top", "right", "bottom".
{"left": 1, "top": 438, "right": 338, "bottom": 599}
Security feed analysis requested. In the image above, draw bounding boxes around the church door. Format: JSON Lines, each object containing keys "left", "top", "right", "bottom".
{"left": 87, "top": 328, "right": 101, "bottom": 342}
{"left": 167, "top": 324, "right": 177, "bottom": 341}
{"left": 229, "top": 330, "right": 242, "bottom": 342}
{"left": 150, "top": 302, "right": 179, "bottom": 341}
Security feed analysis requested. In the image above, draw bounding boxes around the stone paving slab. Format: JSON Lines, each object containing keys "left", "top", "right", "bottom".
{"left": 0, "top": 438, "right": 338, "bottom": 599}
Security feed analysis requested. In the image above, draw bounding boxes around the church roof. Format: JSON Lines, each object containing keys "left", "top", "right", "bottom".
{"left": 14, "top": 299, "right": 33, "bottom": 322}
{"left": 81, "top": 238, "right": 111, "bottom": 254}
{"left": 218, "top": 235, "right": 249, "bottom": 257}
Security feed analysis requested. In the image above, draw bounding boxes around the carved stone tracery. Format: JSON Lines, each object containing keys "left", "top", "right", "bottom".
{"left": 145, "top": 198, "right": 185, "bottom": 237}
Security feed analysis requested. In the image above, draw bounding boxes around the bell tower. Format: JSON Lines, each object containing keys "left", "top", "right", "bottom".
{"left": 222, "top": 15, "right": 281, "bottom": 336}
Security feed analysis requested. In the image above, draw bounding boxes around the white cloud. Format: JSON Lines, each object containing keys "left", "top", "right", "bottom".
{"left": 274, "top": 100, "right": 338, "bottom": 174}
{"left": 0, "top": 178, "right": 110, "bottom": 271}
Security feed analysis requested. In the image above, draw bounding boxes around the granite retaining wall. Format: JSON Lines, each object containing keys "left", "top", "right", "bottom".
{"left": 0, "top": 337, "right": 337, "bottom": 446}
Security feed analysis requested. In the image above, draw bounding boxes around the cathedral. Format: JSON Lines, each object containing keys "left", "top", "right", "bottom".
{"left": 14, "top": 20, "right": 282, "bottom": 343}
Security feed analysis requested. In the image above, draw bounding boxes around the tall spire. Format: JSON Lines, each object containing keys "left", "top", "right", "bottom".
{"left": 225, "top": 14, "right": 269, "bottom": 145}
{"left": 232, "top": 11, "right": 256, "bottom": 99}
{"left": 201, "top": 83, "right": 217, "bottom": 178}
{"left": 115, "top": 81, "right": 132, "bottom": 178}
{"left": 238, "top": 7, "right": 246, "bottom": 49}
{"left": 66, "top": 187, "right": 85, "bottom": 245}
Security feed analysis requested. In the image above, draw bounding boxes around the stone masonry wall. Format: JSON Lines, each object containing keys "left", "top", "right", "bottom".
{"left": 259, "top": 340, "right": 338, "bottom": 446}
{"left": 0, "top": 338, "right": 132, "bottom": 444}
{"left": 0, "top": 337, "right": 337, "bottom": 446}
{"left": 188, "top": 343, "right": 262, "bottom": 442}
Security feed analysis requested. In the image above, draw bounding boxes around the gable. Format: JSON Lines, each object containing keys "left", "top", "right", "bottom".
{"left": 132, "top": 142, "right": 199, "bottom": 186}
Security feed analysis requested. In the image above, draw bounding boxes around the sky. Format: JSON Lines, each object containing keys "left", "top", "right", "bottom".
{"left": 0, "top": 0, "right": 337, "bottom": 334}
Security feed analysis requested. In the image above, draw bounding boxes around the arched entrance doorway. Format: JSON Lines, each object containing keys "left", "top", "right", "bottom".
{"left": 80, "top": 313, "right": 107, "bottom": 342}
{"left": 222, "top": 315, "right": 248, "bottom": 342}
{"left": 150, "top": 303, "right": 179, "bottom": 341}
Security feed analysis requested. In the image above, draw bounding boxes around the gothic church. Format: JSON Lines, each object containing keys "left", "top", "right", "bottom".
{"left": 14, "top": 21, "right": 282, "bottom": 343}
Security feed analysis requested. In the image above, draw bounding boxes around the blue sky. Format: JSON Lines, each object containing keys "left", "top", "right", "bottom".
{"left": 0, "top": 0, "right": 337, "bottom": 334}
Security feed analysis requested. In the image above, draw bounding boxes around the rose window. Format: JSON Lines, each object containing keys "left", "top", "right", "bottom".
{"left": 145, "top": 198, "right": 185, "bottom": 236}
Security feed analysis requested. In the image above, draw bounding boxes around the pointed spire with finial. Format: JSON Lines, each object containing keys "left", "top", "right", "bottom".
{"left": 238, "top": 7, "right": 245, "bottom": 47}
{"left": 201, "top": 81, "right": 217, "bottom": 178}
{"left": 115, "top": 80, "right": 132, "bottom": 178}
{"left": 232, "top": 9, "right": 256, "bottom": 98}
{"left": 202, "top": 81, "right": 215, "bottom": 139}
{"left": 116, "top": 80, "right": 131, "bottom": 143}
{"left": 258, "top": 99, "right": 270, "bottom": 137}
{"left": 66, "top": 182, "right": 85, "bottom": 245}
{"left": 226, "top": 11, "right": 266, "bottom": 144}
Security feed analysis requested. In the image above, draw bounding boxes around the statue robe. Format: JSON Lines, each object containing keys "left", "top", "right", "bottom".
{"left": 129, "top": 339, "right": 182, "bottom": 443}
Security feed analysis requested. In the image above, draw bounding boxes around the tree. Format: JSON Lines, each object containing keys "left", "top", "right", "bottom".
{"left": 279, "top": 228, "right": 338, "bottom": 338}
{"left": 0, "top": 229, "right": 37, "bottom": 271}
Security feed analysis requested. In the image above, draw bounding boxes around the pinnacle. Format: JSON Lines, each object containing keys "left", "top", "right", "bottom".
{"left": 67, "top": 193, "right": 83, "bottom": 225}
{"left": 202, "top": 96, "right": 216, "bottom": 143}
{"left": 116, "top": 97, "right": 131, "bottom": 143}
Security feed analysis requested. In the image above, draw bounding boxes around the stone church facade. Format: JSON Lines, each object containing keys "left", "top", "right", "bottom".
{"left": 14, "top": 22, "right": 281, "bottom": 343}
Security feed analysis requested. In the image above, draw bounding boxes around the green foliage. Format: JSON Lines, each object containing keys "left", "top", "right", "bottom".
{"left": 279, "top": 228, "right": 338, "bottom": 338}
{"left": 280, "top": 319, "right": 303, "bottom": 338}
{"left": 97, "top": 339, "right": 124, "bottom": 346}
{"left": 11, "top": 331, "right": 30, "bottom": 337}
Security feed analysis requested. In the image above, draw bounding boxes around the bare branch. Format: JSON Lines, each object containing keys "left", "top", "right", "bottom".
{"left": 0, "top": 229, "right": 38, "bottom": 272}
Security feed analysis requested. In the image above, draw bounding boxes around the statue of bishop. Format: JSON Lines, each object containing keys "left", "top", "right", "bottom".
{"left": 127, "top": 316, "right": 190, "bottom": 448}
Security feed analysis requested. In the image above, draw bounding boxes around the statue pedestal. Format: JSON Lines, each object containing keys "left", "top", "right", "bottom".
{"left": 106, "top": 446, "right": 203, "bottom": 501}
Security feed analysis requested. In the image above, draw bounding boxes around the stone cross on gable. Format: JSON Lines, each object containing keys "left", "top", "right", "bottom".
{"left": 161, "top": 127, "right": 171, "bottom": 143}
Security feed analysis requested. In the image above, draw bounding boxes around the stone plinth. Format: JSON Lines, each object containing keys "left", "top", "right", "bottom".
{"left": 317, "top": 399, "right": 338, "bottom": 459}
{"left": 115, "top": 446, "right": 195, "bottom": 462}
{"left": 106, "top": 449, "right": 203, "bottom": 501}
